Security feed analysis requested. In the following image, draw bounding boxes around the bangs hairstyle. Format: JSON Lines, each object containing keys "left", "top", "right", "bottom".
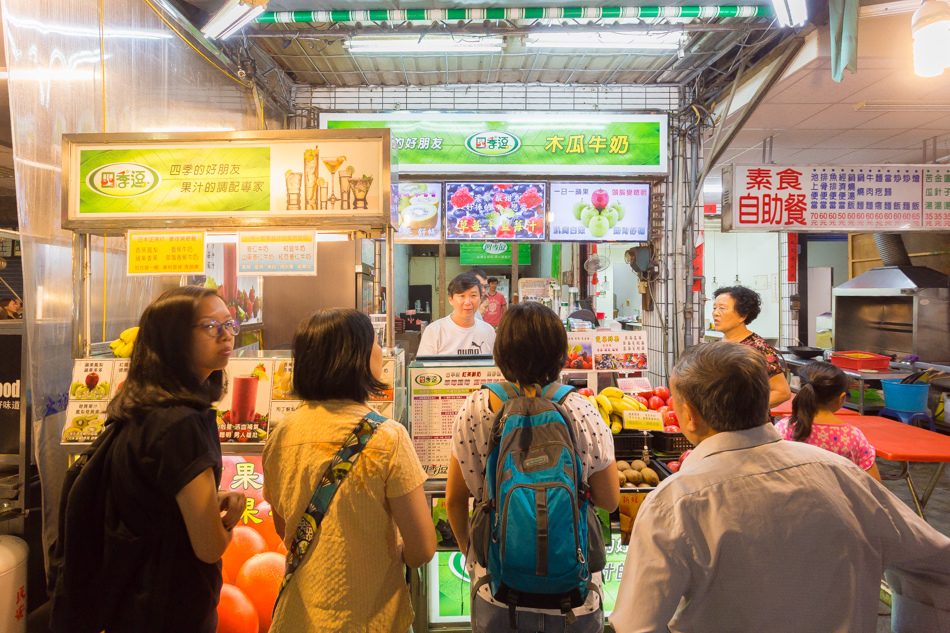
{"left": 447, "top": 273, "right": 481, "bottom": 298}
{"left": 292, "top": 308, "right": 386, "bottom": 403}
{"left": 713, "top": 285, "right": 762, "bottom": 325}
{"left": 107, "top": 286, "right": 226, "bottom": 421}
{"left": 493, "top": 302, "right": 567, "bottom": 387}
{"left": 672, "top": 342, "right": 770, "bottom": 432}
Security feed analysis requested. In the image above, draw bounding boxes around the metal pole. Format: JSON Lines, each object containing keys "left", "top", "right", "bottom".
{"left": 511, "top": 243, "right": 519, "bottom": 303}
{"left": 438, "top": 241, "right": 447, "bottom": 318}
{"left": 386, "top": 226, "right": 395, "bottom": 350}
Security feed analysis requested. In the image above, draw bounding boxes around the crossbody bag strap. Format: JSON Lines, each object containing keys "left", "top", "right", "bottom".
{"left": 273, "top": 410, "right": 386, "bottom": 612}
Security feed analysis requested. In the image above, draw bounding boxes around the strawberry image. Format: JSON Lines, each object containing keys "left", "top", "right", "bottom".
{"left": 495, "top": 223, "right": 516, "bottom": 239}
{"left": 493, "top": 192, "right": 511, "bottom": 213}
{"left": 526, "top": 215, "right": 544, "bottom": 236}
{"left": 457, "top": 216, "right": 477, "bottom": 234}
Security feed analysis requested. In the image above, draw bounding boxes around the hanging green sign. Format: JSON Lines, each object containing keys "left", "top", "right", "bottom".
{"left": 322, "top": 113, "right": 667, "bottom": 175}
{"left": 459, "top": 242, "right": 530, "bottom": 265}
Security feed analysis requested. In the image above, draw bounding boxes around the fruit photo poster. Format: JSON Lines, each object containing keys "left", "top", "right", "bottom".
{"left": 394, "top": 182, "right": 442, "bottom": 242}
{"left": 445, "top": 182, "right": 546, "bottom": 240}
{"left": 549, "top": 182, "right": 650, "bottom": 241}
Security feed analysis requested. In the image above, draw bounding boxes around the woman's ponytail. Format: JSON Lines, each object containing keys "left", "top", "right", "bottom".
{"left": 789, "top": 361, "right": 851, "bottom": 442}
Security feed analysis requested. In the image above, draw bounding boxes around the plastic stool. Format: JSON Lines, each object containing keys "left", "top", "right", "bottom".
{"left": 878, "top": 408, "right": 936, "bottom": 433}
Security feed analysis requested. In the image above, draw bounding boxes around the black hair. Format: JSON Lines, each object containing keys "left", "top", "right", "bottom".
{"left": 672, "top": 342, "right": 770, "bottom": 432}
{"left": 107, "top": 286, "right": 227, "bottom": 421}
{"left": 789, "top": 362, "right": 851, "bottom": 441}
{"left": 487, "top": 277, "right": 498, "bottom": 284}
{"left": 292, "top": 308, "right": 387, "bottom": 403}
{"left": 493, "top": 302, "right": 567, "bottom": 387}
{"left": 0, "top": 298, "right": 14, "bottom": 309}
{"left": 713, "top": 285, "right": 762, "bottom": 325}
{"left": 447, "top": 273, "right": 481, "bottom": 298}
{"left": 470, "top": 268, "right": 488, "bottom": 280}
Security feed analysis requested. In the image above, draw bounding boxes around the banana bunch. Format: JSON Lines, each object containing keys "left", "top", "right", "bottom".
{"left": 110, "top": 327, "right": 139, "bottom": 358}
{"left": 596, "top": 387, "right": 648, "bottom": 434}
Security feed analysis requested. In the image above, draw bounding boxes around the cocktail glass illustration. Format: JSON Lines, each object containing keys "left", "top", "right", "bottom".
{"left": 304, "top": 147, "right": 320, "bottom": 210}
{"left": 322, "top": 155, "right": 346, "bottom": 209}
{"left": 339, "top": 172, "right": 352, "bottom": 210}
{"left": 351, "top": 177, "right": 373, "bottom": 210}
{"left": 231, "top": 376, "right": 258, "bottom": 438}
{"left": 284, "top": 170, "right": 303, "bottom": 210}
{"left": 318, "top": 178, "right": 328, "bottom": 210}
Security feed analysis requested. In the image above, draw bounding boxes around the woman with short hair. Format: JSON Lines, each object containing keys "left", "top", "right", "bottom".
{"left": 263, "top": 308, "right": 435, "bottom": 633}
{"left": 712, "top": 285, "right": 792, "bottom": 407}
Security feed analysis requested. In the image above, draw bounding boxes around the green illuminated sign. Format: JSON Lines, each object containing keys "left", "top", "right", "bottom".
{"left": 459, "top": 242, "right": 531, "bottom": 265}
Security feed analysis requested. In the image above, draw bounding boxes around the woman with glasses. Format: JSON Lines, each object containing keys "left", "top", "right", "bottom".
{"left": 54, "top": 286, "right": 245, "bottom": 633}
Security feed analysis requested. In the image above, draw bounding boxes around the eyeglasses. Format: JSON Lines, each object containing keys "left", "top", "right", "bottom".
{"left": 194, "top": 319, "right": 240, "bottom": 338}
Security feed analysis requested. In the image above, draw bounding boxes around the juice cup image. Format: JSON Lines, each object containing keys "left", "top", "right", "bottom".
{"left": 231, "top": 376, "right": 258, "bottom": 425}
{"left": 285, "top": 170, "right": 303, "bottom": 210}
{"left": 304, "top": 146, "right": 320, "bottom": 210}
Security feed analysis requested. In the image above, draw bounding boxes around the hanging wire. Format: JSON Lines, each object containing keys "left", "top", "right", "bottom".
{"left": 98, "top": 0, "right": 107, "bottom": 132}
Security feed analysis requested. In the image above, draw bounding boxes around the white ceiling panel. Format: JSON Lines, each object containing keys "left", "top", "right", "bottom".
{"left": 855, "top": 110, "right": 950, "bottom": 130}
{"left": 772, "top": 128, "right": 850, "bottom": 149}
{"left": 786, "top": 148, "right": 854, "bottom": 163}
{"left": 808, "top": 128, "right": 902, "bottom": 150}
{"left": 744, "top": 103, "right": 830, "bottom": 129}
{"left": 767, "top": 68, "right": 893, "bottom": 105}
{"left": 835, "top": 148, "right": 916, "bottom": 163}
{"left": 793, "top": 103, "right": 885, "bottom": 130}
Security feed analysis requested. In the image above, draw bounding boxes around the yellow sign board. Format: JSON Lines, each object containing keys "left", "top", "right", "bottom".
{"left": 127, "top": 231, "right": 205, "bottom": 276}
{"left": 622, "top": 410, "right": 664, "bottom": 431}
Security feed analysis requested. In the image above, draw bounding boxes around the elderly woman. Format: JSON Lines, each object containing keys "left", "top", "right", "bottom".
{"left": 712, "top": 285, "right": 791, "bottom": 407}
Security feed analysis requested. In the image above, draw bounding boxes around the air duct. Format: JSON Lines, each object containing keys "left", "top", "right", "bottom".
{"left": 873, "top": 233, "right": 913, "bottom": 267}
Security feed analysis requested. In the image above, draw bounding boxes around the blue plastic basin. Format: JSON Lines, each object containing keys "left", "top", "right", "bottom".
{"left": 881, "top": 379, "right": 929, "bottom": 412}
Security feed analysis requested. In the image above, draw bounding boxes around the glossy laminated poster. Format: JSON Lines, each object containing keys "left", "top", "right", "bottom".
{"left": 394, "top": 182, "right": 442, "bottom": 242}
{"left": 549, "top": 182, "right": 651, "bottom": 242}
{"left": 445, "top": 182, "right": 546, "bottom": 240}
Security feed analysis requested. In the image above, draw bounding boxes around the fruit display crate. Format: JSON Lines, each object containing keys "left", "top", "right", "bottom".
{"left": 613, "top": 430, "right": 652, "bottom": 460}
{"left": 829, "top": 351, "right": 891, "bottom": 371}
{"left": 651, "top": 430, "right": 691, "bottom": 455}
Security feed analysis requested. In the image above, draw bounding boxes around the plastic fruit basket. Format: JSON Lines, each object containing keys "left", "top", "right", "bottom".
{"left": 830, "top": 351, "right": 891, "bottom": 371}
{"left": 613, "top": 431, "right": 652, "bottom": 459}
{"left": 651, "top": 430, "right": 691, "bottom": 455}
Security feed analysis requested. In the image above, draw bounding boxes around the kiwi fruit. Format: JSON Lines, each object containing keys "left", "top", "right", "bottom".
{"left": 616, "top": 460, "right": 631, "bottom": 472}
{"left": 637, "top": 483, "right": 652, "bottom": 489}
{"left": 625, "top": 469, "right": 643, "bottom": 485}
{"left": 640, "top": 467, "right": 660, "bottom": 487}
{"left": 398, "top": 183, "right": 427, "bottom": 196}
{"left": 630, "top": 460, "right": 647, "bottom": 471}
{"left": 618, "top": 472, "right": 627, "bottom": 486}
{"left": 403, "top": 204, "right": 439, "bottom": 229}
{"left": 622, "top": 482, "right": 637, "bottom": 488}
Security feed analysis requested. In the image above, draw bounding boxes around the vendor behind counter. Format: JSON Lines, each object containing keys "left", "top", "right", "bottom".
{"left": 417, "top": 273, "right": 496, "bottom": 357}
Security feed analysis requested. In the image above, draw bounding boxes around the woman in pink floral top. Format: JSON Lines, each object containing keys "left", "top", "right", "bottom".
{"left": 775, "top": 361, "right": 881, "bottom": 481}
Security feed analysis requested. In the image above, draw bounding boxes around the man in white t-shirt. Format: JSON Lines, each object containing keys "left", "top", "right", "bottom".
{"left": 417, "top": 273, "right": 496, "bottom": 356}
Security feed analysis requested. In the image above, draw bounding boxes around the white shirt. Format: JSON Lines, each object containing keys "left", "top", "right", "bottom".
{"left": 451, "top": 389, "right": 615, "bottom": 616}
{"left": 417, "top": 315, "right": 495, "bottom": 356}
{"left": 609, "top": 424, "right": 950, "bottom": 633}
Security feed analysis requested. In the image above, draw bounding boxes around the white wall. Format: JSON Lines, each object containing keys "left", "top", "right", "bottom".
{"left": 807, "top": 239, "right": 850, "bottom": 286}
{"left": 703, "top": 218, "right": 781, "bottom": 341}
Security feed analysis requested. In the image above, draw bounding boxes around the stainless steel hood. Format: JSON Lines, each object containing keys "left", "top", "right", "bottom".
{"left": 834, "top": 266, "right": 949, "bottom": 296}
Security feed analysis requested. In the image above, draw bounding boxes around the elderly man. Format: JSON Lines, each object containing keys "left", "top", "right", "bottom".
{"left": 610, "top": 342, "right": 950, "bottom": 633}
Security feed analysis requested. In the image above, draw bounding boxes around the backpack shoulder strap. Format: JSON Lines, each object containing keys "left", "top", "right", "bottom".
{"left": 541, "top": 382, "right": 574, "bottom": 404}
{"left": 482, "top": 382, "right": 521, "bottom": 403}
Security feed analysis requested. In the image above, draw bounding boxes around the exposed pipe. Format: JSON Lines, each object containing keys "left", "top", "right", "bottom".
{"left": 873, "top": 234, "right": 913, "bottom": 267}
{"left": 258, "top": 6, "right": 771, "bottom": 24}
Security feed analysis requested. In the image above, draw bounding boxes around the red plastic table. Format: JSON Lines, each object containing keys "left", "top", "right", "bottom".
{"left": 770, "top": 394, "right": 859, "bottom": 418}
{"left": 848, "top": 415, "right": 950, "bottom": 519}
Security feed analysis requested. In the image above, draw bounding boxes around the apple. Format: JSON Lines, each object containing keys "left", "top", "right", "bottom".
{"left": 657, "top": 406, "right": 670, "bottom": 418}
{"left": 663, "top": 410, "right": 679, "bottom": 427}
{"left": 573, "top": 200, "right": 587, "bottom": 220}
{"left": 648, "top": 396, "right": 666, "bottom": 410}
{"left": 580, "top": 205, "right": 598, "bottom": 227}
{"left": 602, "top": 206, "right": 619, "bottom": 228}
{"left": 681, "top": 449, "right": 693, "bottom": 462}
{"left": 591, "top": 189, "right": 609, "bottom": 210}
{"left": 655, "top": 386, "right": 671, "bottom": 400}
{"left": 578, "top": 388, "right": 594, "bottom": 397}
{"left": 633, "top": 395, "right": 649, "bottom": 406}
{"left": 85, "top": 373, "right": 99, "bottom": 389}
{"left": 638, "top": 389, "right": 655, "bottom": 400}
{"left": 664, "top": 425, "right": 680, "bottom": 433}
{"left": 609, "top": 200, "right": 625, "bottom": 220}
{"left": 588, "top": 215, "right": 610, "bottom": 238}
{"left": 667, "top": 461, "right": 681, "bottom": 472}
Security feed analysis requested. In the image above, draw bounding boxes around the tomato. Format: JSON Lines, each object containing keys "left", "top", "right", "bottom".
{"left": 654, "top": 386, "right": 671, "bottom": 400}
{"left": 648, "top": 396, "right": 665, "bottom": 410}
{"left": 663, "top": 410, "right": 678, "bottom": 427}
{"left": 638, "top": 389, "right": 655, "bottom": 400}
{"left": 667, "top": 461, "right": 680, "bottom": 472}
{"left": 657, "top": 406, "right": 669, "bottom": 417}
{"left": 578, "top": 388, "right": 594, "bottom": 397}
{"left": 632, "top": 395, "right": 647, "bottom": 406}
{"left": 664, "top": 425, "right": 680, "bottom": 432}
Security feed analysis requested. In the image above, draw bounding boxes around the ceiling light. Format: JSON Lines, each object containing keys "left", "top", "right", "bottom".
{"left": 771, "top": 0, "right": 808, "bottom": 27}
{"left": 344, "top": 35, "right": 503, "bottom": 53}
{"left": 202, "top": 0, "right": 267, "bottom": 40}
{"left": 854, "top": 100, "right": 950, "bottom": 111}
{"left": 525, "top": 31, "right": 681, "bottom": 50}
{"left": 912, "top": 0, "right": 950, "bottom": 77}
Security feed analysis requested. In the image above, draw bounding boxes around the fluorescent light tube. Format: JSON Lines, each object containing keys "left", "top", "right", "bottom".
{"left": 202, "top": 0, "right": 266, "bottom": 40}
{"left": 771, "top": 0, "right": 808, "bottom": 27}
{"left": 525, "top": 31, "right": 681, "bottom": 50}
{"left": 344, "top": 36, "right": 503, "bottom": 53}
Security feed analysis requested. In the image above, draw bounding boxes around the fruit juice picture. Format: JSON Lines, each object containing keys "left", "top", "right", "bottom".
{"left": 69, "top": 359, "right": 115, "bottom": 400}
{"left": 231, "top": 376, "right": 258, "bottom": 425}
{"left": 445, "top": 182, "right": 546, "bottom": 241}
{"left": 304, "top": 146, "right": 320, "bottom": 210}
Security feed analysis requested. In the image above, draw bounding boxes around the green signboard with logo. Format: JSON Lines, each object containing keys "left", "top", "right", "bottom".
{"left": 322, "top": 113, "right": 667, "bottom": 175}
{"left": 460, "top": 242, "right": 530, "bottom": 265}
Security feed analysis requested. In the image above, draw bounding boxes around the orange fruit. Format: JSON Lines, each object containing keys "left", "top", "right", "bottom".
{"left": 216, "top": 584, "right": 258, "bottom": 633}
{"left": 235, "top": 552, "right": 284, "bottom": 633}
{"left": 222, "top": 565, "right": 231, "bottom": 585}
{"left": 246, "top": 501, "right": 283, "bottom": 552}
{"left": 223, "top": 526, "right": 267, "bottom": 582}
{"left": 277, "top": 541, "right": 288, "bottom": 556}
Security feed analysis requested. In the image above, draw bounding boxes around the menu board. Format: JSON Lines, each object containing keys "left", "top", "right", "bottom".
{"left": 238, "top": 230, "right": 317, "bottom": 275}
{"left": 395, "top": 182, "right": 442, "bottom": 242}
{"left": 63, "top": 401, "right": 108, "bottom": 443}
{"left": 549, "top": 182, "right": 651, "bottom": 241}
{"left": 409, "top": 365, "right": 505, "bottom": 477}
{"left": 214, "top": 359, "right": 273, "bottom": 443}
{"left": 127, "top": 231, "right": 206, "bottom": 275}
{"left": 445, "top": 182, "right": 546, "bottom": 240}
{"left": 64, "top": 358, "right": 116, "bottom": 442}
{"left": 723, "top": 164, "right": 950, "bottom": 231}
{"left": 564, "top": 331, "right": 648, "bottom": 372}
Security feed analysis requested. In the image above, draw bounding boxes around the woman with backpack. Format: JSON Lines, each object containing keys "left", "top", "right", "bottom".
{"left": 262, "top": 308, "right": 436, "bottom": 632}
{"left": 52, "top": 286, "right": 246, "bottom": 633}
{"left": 445, "top": 301, "right": 620, "bottom": 632}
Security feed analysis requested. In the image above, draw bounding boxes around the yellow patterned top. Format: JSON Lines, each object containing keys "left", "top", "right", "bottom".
{"left": 262, "top": 400, "right": 427, "bottom": 633}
